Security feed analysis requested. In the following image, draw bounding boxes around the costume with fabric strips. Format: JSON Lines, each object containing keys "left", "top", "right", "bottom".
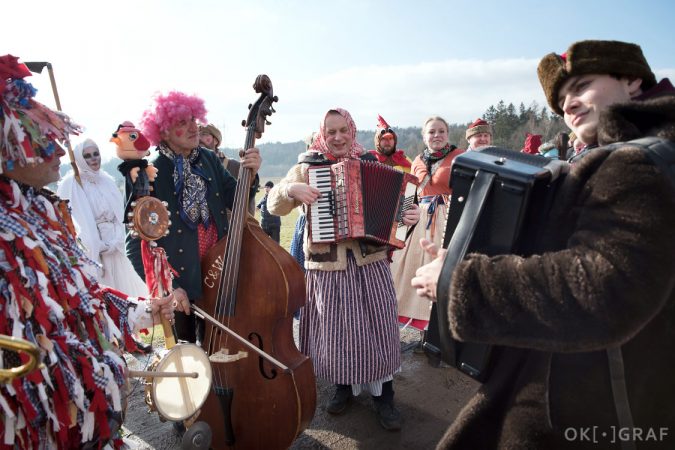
{"left": 0, "top": 54, "right": 158, "bottom": 449}
{"left": 390, "top": 143, "right": 463, "bottom": 330}
{"left": 0, "top": 179, "right": 155, "bottom": 448}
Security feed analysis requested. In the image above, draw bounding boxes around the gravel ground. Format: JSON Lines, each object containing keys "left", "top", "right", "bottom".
{"left": 121, "top": 324, "right": 478, "bottom": 450}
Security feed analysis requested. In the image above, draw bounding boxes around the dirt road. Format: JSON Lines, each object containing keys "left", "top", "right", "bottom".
{"left": 121, "top": 328, "right": 479, "bottom": 449}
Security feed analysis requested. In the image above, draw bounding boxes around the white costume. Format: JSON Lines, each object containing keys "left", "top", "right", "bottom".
{"left": 57, "top": 138, "right": 148, "bottom": 297}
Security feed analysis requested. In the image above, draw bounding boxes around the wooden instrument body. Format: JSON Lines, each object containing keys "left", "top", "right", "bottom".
{"left": 199, "top": 216, "right": 316, "bottom": 449}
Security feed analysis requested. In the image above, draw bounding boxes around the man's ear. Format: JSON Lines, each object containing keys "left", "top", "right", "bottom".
{"left": 626, "top": 77, "right": 644, "bottom": 99}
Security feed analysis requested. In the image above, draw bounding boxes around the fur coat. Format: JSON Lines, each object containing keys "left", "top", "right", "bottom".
{"left": 438, "top": 86, "right": 675, "bottom": 449}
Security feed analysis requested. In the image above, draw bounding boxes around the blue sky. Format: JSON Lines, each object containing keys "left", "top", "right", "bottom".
{"left": 8, "top": 0, "right": 674, "bottom": 158}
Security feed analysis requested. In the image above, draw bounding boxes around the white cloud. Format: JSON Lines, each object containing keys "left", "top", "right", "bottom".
{"left": 199, "top": 58, "right": 548, "bottom": 148}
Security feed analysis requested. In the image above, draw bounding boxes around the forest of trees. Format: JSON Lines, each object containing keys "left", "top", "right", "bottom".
{"left": 222, "top": 99, "right": 569, "bottom": 177}
{"left": 85, "top": 99, "right": 569, "bottom": 182}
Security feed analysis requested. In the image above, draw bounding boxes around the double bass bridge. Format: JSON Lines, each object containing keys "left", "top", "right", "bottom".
{"left": 209, "top": 349, "right": 248, "bottom": 364}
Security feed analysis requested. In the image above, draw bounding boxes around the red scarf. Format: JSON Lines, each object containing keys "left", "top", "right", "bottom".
{"left": 369, "top": 149, "right": 412, "bottom": 168}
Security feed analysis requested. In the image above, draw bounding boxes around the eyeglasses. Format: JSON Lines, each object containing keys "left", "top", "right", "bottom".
{"left": 83, "top": 151, "right": 100, "bottom": 159}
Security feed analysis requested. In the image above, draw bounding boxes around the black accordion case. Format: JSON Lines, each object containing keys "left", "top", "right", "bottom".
{"left": 424, "top": 146, "right": 568, "bottom": 382}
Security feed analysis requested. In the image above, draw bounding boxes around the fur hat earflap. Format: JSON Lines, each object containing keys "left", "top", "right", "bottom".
{"left": 538, "top": 40, "right": 657, "bottom": 116}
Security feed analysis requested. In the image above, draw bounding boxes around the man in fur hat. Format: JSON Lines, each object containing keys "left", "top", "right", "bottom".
{"left": 368, "top": 114, "right": 412, "bottom": 172}
{"left": 465, "top": 118, "right": 493, "bottom": 150}
{"left": 412, "top": 40, "right": 675, "bottom": 449}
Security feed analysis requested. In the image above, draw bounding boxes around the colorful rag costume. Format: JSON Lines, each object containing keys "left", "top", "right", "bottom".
{"left": 0, "top": 177, "right": 155, "bottom": 448}
{"left": 0, "top": 53, "right": 156, "bottom": 449}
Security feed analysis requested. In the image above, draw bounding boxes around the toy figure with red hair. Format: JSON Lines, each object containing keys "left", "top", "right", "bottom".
{"left": 111, "top": 120, "right": 156, "bottom": 219}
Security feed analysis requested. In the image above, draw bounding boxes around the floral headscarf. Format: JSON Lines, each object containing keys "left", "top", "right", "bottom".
{"left": 309, "top": 108, "right": 365, "bottom": 161}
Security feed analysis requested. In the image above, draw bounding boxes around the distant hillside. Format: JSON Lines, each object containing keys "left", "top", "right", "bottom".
{"left": 57, "top": 99, "right": 567, "bottom": 180}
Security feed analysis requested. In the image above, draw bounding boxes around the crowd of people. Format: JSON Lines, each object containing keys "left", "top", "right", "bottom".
{"left": 1, "top": 37, "right": 674, "bottom": 449}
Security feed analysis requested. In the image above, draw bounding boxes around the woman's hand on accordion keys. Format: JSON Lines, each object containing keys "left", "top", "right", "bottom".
{"left": 288, "top": 183, "right": 322, "bottom": 205}
{"left": 401, "top": 204, "right": 421, "bottom": 226}
{"left": 411, "top": 238, "right": 447, "bottom": 301}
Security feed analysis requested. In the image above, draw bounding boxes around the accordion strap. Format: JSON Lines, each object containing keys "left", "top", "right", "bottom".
{"left": 601, "top": 137, "right": 675, "bottom": 450}
{"left": 436, "top": 169, "right": 495, "bottom": 364}
{"left": 607, "top": 346, "right": 637, "bottom": 450}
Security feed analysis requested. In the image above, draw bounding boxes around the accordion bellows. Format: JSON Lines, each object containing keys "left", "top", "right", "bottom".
{"left": 307, "top": 159, "right": 418, "bottom": 248}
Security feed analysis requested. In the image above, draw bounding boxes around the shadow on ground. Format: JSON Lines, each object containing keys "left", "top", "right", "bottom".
{"left": 122, "top": 327, "right": 479, "bottom": 449}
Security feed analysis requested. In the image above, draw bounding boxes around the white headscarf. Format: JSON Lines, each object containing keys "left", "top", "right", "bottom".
{"left": 57, "top": 138, "right": 123, "bottom": 274}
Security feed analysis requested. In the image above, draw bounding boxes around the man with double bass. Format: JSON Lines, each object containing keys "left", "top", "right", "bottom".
{"left": 0, "top": 54, "right": 180, "bottom": 449}
{"left": 128, "top": 91, "right": 261, "bottom": 346}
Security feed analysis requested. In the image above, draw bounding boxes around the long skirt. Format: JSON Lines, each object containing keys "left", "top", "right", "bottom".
{"left": 101, "top": 249, "right": 148, "bottom": 297}
{"left": 390, "top": 201, "right": 448, "bottom": 330}
{"left": 301, "top": 255, "right": 400, "bottom": 390}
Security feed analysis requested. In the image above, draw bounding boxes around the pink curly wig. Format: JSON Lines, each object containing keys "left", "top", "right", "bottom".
{"left": 139, "top": 91, "right": 208, "bottom": 146}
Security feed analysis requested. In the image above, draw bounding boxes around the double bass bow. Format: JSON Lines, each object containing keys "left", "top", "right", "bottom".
{"left": 197, "top": 75, "right": 316, "bottom": 449}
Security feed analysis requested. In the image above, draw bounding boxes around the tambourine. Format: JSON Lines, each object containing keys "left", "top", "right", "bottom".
{"left": 127, "top": 196, "right": 171, "bottom": 241}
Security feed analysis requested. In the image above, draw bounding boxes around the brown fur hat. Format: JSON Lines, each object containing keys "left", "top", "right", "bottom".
{"left": 538, "top": 40, "right": 657, "bottom": 116}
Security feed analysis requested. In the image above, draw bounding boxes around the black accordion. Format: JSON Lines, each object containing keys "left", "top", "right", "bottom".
{"left": 423, "top": 147, "right": 568, "bottom": 381}
{"left": 306, "top": 159, "right": 418, "bottom": 248}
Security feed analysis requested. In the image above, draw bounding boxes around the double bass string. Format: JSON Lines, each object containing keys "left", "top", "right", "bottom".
{"left": 209, "top": 124, "right": 256, "bottom": 391}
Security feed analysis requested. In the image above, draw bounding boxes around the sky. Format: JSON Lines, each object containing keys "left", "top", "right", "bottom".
{"left": 8, "top": 0, "right": 675, "bottom": 161}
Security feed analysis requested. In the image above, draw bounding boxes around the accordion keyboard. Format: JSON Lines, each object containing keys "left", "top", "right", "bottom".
{"left": 308, "top": 167, "right": 336, "bottom": 243}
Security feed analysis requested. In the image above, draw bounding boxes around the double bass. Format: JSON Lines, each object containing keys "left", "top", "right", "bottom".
{"left": 197, "top": 75, "right": 316, "bottom": 449}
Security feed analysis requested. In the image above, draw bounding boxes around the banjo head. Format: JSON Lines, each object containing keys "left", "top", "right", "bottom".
{"left": 131, "top": 196, "right": 170, "bottom": 241}
{"left": 151, "top": 343, "right": 213, "bottom": 421}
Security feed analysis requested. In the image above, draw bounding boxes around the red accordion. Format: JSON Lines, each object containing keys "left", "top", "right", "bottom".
{"left": 307, "top": 159, "right": 418, "bottom": 248}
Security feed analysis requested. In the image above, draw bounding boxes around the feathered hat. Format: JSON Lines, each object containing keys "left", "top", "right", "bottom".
{"left": 374, "top": 114, "right": 397, "bottom": 149}
{"left": 0, "top": 54, "right": 81, "bottom": 172}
